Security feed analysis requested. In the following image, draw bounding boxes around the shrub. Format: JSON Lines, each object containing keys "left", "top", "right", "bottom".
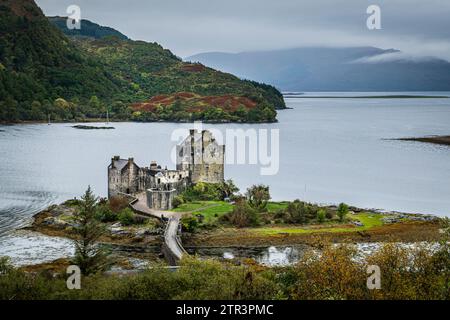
{"left": 224, "top": 199, "right": 258, "bottom": 227}
{"left": 283, "top": 200, "right": 318, "bottom": 224}
{"left": 118, "top": 208, "right": 134, "bottom": 226}
{"left": 325, "top": 209, "right": 334, "bottom": 220}
{"left": 337, "top": 203, "right": 349, "bottom": 222}
{"left": 109, "top": 196, "right": 129, "bottom": 213}
{"left": 317, "top": 209, "right": 326, "bottom": 223}
{"left": 63, "top": 199, "right": 82, "bottom": 207}
{"left": 181, "top": 215, "right": 199, "bottom": 233}
{"left": 182, "top": 182, "right": 222, "bottom": 201}
{"left": 95, "top": 204, "right": 118, "bottom": 222}
{"left": 172, "top": 196, "right": 184, "bottom": 209}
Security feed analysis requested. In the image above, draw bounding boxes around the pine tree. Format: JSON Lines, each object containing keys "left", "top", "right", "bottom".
{"left": 72, "top": 186, "right": 109, "bottom": 275}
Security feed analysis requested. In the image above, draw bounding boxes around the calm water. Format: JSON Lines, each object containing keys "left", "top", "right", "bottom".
{"left": 1, "top": 92, "right": 450, "bottom": 236}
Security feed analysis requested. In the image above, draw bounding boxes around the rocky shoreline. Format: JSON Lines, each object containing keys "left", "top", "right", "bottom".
{"left": 25, "top": 202, "right": 163, "bottom": 246}
{"left": 12, "top": 201, "right": 442, "bottom": 271}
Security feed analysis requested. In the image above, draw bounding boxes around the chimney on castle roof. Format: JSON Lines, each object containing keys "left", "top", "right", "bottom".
{"left": 128, "top": 157, "right": 134, "bottom": 164}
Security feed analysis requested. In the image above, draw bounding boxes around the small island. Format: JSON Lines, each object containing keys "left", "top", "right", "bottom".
{"left": 395, "top": 135, "right": 450, "bottom": 146}
{"left": 72, "top": 125, "right": 115, "bottom": 130}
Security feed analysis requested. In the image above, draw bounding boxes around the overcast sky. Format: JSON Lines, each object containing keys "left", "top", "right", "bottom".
{"left": 36, "top": 0, "right": 450, "bottom": 61}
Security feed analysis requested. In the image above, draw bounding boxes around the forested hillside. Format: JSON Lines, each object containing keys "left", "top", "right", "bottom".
{"left": 0, "top": 0, "right": 285, "bottom": 123}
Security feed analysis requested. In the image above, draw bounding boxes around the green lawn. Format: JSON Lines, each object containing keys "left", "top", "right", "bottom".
{"left": 251, "top": 212, "right": 387, "bottom": 235}
{"left": 173, "top": 201, "right": 217, "bottom": 213}
{"left": 266, "top": 201, "right": 290, "bottom": 212}
{"left": 174, "top": 201, "right": 234, "bottom": 223}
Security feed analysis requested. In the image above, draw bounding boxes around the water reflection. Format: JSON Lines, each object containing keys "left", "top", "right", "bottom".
{"left": 191, "top": 245, "right": 308, "bottom": 267}
{"left": 257, "top": 246, "right": 300, "bottom": 266}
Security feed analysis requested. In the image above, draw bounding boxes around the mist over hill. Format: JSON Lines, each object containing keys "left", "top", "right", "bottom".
{"left": 188, "top": 47, "right": 450, "bottom": 92}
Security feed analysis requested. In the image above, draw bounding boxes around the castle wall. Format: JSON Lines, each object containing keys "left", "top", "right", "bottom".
{"left": 146, "top": 188, "right": 177, "bottom": 210}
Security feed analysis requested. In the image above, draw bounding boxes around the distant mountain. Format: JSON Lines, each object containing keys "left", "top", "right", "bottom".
{"left": 48, "top": 16, "right": 128, "bottom": 40}
{"left": 187, "top": 47, "right": 450, "bottom": 91}
{"left": 0, "top": 0, "right": 284, "bottom": 123}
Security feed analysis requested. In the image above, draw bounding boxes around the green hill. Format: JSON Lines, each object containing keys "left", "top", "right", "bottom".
{"left": 0, "top": 0, "right": 285, "bottom": 123}
{"left": 0, "top": 0, "right": 121, "bottom": 121}
{"left": 48, "top": 16, "right": 129, "bottom": 40}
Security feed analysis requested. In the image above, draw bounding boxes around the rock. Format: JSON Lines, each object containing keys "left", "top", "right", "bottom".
{"left": 109, "top": 226, "right": 131, "bottom": 236}
{"left": 381, "top": 217, "right": 399, "bottom": 224}
{"left": 134, "top": 229, "right": 153, "bottom": 237}
{"left": 42, "top": 217, "right": 70, "bottom": 229}
{"left": 42, "top": 217, "right": 56, "bottom": 225}
{"left": 352, "top": 221, "right": 364, "bottom": 227}
{"left": 408, "top": 215, "right": 438, "bottom": 222}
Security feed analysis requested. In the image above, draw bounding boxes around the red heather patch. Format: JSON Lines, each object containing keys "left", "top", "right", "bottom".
{"left": 180, "top": 64, "right": 206, "bottom": 72}
{"left": 130, "top": 93, "right": 257, "bottom": 113}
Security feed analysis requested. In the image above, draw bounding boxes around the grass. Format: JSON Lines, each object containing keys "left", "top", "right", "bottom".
{"left": 266, "top": 201, "right": 290, "bottom": 212}
{"left": 175, "top": 200, "right": 397, "bottom": 233}
{"left": 173, "top": 201, "right": 216, "bottom": 213}
{"left": 251, "top": 212, "right": 387, "bottom": 236}
{"left": 174, "top": 200, "right": 233, "bottom": 223}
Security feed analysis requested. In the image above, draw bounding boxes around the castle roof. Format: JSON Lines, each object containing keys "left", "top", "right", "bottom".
{"left": 111, "top": 159, "right": 130, "bottom": 171}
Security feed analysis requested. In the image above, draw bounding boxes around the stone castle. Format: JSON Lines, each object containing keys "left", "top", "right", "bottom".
{"left": 108, "top": 130, "right": 225, "bottom": 210}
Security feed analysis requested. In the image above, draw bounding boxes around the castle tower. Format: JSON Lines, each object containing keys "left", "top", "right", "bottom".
{"left": 176, "top": 130, "right": 225, "bottom": 184}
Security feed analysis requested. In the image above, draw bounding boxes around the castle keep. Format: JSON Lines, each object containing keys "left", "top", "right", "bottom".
{"left": 108, "top": 130, "right": 224, "bottom": 210}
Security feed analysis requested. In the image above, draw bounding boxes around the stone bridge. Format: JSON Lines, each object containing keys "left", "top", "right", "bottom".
{"left": 125, "top": 192, "right": 187, "bottom": 265}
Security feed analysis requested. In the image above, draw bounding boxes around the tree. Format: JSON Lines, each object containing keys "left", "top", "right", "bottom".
{"left": 30, "top": 100, "right": 44, "bottom": 120}
{"left": 246, "top": 184, "right": 271, "bottom": 212}
{"left": 337, "top": 203, "right": 349, "bottom": 222}
{"left": 3, "top": 97, "right": 18, "bottom": 121}
{"left": 219, "top": 179, "right": 239, "bottom": 200}
{"left": 54, "top": 98, "right": 70, "bottom": 109}
{"left": 73, "top": 186, "right": 109, "bottom": 275}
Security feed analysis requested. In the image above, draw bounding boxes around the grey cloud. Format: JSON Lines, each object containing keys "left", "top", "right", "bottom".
{"left": 35, "top": 0, "right": 450, "bottom": 60}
